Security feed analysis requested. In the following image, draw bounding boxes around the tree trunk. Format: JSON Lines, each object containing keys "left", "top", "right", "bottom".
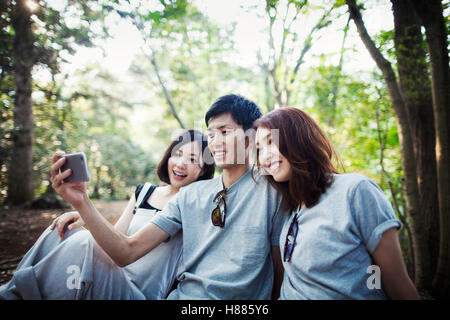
{"left": 392, "top": 0, "right": 439, "bottom": 291}
{"left": 346, "top": 0, "right": 429, "bottom": 291}
{"left": 92, "top": 166, "right": 101, "bottom": 199}
{"left": 8, "top": 0, "right": 35, "bottom": 205}
{"left": 412, "top": 0, "right": 450, "bottom": 299}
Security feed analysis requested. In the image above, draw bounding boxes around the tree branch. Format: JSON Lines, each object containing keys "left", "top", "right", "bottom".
{"left": 150, "top": 53, "right": 186, "bottom": 129}
{"left": 131, "top": 14, "right": 186, "bottom": 129}
{"left": 288, "top": 6, "right": 333, "bottom": 91}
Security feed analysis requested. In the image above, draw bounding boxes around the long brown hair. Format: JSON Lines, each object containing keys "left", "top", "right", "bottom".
{"left": 253, "top": 107, "right": 342, "bottom": 212}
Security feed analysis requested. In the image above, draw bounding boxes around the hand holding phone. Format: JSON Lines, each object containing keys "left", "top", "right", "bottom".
{"left": 60, "top": 152, "right": 90, "bottom": 183}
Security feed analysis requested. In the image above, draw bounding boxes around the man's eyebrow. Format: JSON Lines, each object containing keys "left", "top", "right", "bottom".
{"left": 207, "top": 124, "right": 234, "bottom": 131}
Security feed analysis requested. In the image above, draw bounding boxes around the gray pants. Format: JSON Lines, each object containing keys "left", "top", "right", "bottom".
{"left": 0, "top": 226, "right": 145, "bottom": 300}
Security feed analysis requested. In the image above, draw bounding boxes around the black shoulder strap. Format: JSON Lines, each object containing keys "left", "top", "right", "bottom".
{"left": 133, "top": 184, "right": 158, "bottom": 214}
{"left": 141, "top": 185, "right": 157, "bottom": 205}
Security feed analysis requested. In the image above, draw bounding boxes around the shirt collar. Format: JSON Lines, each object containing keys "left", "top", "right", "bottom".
{"left": 218, "top": 167, "right": 253, "bottom": 195}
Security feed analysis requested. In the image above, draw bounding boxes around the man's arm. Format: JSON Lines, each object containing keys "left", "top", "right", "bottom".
{"left": 51, "top": 151, "right": 170, "bottom": 267}
{"left": 75, "top": 195, "right": 169, "bottom": 267}
{"left": 271, "top": 246, "right": 284, "bottom": 300}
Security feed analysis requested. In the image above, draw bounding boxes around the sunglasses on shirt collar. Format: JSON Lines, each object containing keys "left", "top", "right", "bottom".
{"left": 211, "top": 188, "right": 227, "bottom": 227}
{"left": 283, "top": 212, "right": 299, "bottom": 262}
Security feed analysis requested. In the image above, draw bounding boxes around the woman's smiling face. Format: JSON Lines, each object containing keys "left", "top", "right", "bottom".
{"left": 167, "top": 141, "right": 205, "bottom": 188}
{"left": 255, "top": 127, "right": 292, "bottom": 182}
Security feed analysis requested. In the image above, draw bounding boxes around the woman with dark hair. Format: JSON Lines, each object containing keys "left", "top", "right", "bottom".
{"left": 0, "top": 129, "right": 215, "bottom": 300}
{"left": 254, "top": 107, "right": 419, "bottom": 300}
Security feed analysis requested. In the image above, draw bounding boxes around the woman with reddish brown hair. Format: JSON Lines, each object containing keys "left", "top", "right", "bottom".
{"left": 254, "top": 107, "right": 419, "bottom": 300}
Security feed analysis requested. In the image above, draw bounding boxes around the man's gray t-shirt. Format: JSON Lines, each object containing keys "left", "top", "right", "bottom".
{"left": 279, "top": 173, "right": 402, "bottom": 300}
{"left": 150, "top": 168, "right": 288, "bottom": 299}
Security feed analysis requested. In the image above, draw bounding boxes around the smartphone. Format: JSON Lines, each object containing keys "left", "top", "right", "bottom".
{"left": 60, "top": 152, "right": 90, "bottom": 183}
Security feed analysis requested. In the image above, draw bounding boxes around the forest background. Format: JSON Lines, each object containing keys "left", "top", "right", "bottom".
{"left": 0, "top": 0, "right": 449, "bottom": 299}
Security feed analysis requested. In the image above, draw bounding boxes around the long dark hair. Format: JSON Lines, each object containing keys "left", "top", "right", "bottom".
{"left": 157, "top": 129, "right": 215, "bottom": 184}
{"left": 254, "top": 107, "right": 342, "bottom": 212}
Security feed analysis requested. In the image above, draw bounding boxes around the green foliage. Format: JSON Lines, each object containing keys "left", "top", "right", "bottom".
{"left": 0, "top": 75, "right": 14, "bottom": 203}
{"left": 128, "top": 0, "right": 264, "bottom": 136}
{"left": 0, "top": 0, "right": 406, "bottom": 218}
{"left": 0, "top": 3, "right": 14, "bottom": 79}
{"left": 0, "top": 0, "right": 164, "bottom": 203}
{"left": 301, "top": 61, "right": 406, "bottom": 254}
{"left": 303, "top": 62, "right": 340, "bottom": 124}
{"left": 0, "top": 1, "right": 15, "bottom": 201}
{"left": 334, "top": 0, "right": 347, "bottom": 7}
{"left": 0, "top": 0, "right": 415, "bottom": 267}
{"left": 373, "top": 29, "right": 396, "bottom": 63}
{"left": 27, "top": 64, "right": 158, "bottom": 202}
{"left": 303, "top": 65, "right": 402, "bottom": 193}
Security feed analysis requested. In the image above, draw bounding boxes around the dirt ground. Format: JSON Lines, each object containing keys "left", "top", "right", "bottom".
{"left": 0, "top": 201, "right": 127, "bottom": 286}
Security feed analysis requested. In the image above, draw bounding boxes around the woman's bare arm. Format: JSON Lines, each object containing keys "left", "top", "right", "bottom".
{"left": 371, "top": 228, "right": 420, "bottom": 299}
{"left": 114, "top": 196, "right": 137, "bottom": 234}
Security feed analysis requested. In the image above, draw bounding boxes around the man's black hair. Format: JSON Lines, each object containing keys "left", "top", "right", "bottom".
{"left": 205, "top": 94, "right": 263, "bottom": 132}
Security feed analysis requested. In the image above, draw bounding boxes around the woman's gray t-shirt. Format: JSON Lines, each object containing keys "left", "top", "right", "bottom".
{"left": 279, "top": 173, "right": 402, "bottom": 300}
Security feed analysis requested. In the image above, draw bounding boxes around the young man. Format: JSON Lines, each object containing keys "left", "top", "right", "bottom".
{"left": 50, "top": 94, "right": 287, "bottom": 299}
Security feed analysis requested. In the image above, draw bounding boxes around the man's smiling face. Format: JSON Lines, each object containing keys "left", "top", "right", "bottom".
{"left": 206, "top": 113, "right": 248, "bottom": 169}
